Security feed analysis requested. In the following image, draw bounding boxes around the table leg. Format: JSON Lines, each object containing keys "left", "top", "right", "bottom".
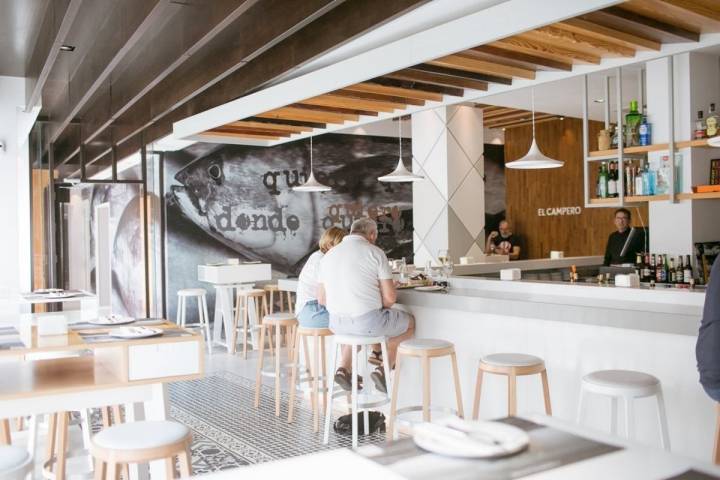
{"left": 212, "top": 288, "right": 223, "bottom": 346}
{"left": 124, "top": 402, "right": 148, "bottom": 480}
{"left": 145, "top": 384, "right": 170, "bottom": 479}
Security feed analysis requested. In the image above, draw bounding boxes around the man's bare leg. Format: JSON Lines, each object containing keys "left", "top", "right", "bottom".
{"left": 386, "top": 316, "right": 415, "bottom": 368}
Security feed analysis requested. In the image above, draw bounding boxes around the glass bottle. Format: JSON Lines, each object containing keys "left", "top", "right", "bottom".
{"left": 599, "top": 162, "right": 609, "bottom": 198}
{"left": 639, "top": 113, "right": 652, "bottom": 146}
{"left": 707, "top": 103, "right": 719, "bottom": 137}
{"left": 695, "top": 110, "right": 706, "bottom": 140}
{"left": 625, "top": 100, "right": 642, "bottom": 147}
{"left": 608, "top": 162, "right": 617, "bottom": 198}
{"left": 684, "top": 255, "right": 693, "bottom": 284}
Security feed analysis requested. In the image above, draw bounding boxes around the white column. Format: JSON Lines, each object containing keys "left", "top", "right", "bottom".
{"left": 411, "top": 105, "right": 485, "bottom": 266}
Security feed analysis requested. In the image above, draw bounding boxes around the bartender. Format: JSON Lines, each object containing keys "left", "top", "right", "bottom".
{"left": 485, "top": 220, "right": 521, "bottom": 260}
{"left": 603, "top": 208, "right": 645, "bottom": 266}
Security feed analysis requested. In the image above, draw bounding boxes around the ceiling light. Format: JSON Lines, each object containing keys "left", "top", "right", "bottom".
{"left": 293, "top": 136, "right": 331, "bottom": 192}
{"left": 560, "top": 117, "right": 565, "bottom": 120}
{"left": 593, "top": 98, "right": 605, "bottom": 103}
{"left": 378, "top": 118, "right": 424, "bottom": 183}
{"left": 506, "top": 88, "right": 564, "bottom": 170}
{"left": 60, "top": 45, "right": 75, "bottom": 52}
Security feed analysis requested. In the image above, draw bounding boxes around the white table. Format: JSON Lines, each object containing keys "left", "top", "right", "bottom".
{"left": 198, "top": 263, "right": 271, "bottom": 352}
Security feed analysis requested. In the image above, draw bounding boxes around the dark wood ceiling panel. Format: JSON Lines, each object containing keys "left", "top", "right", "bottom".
{"left": 429, "top": 53, "right": 536, "bottom": 79}
{"left": 333, "top": 88, "right": 426, "bottom": 107}
{"left": 301, "top": 94, "right": 406, "bottom": 113}
{"left": 559, "top": 18, "right": 661, "bottom": 51}
{"left": 492, "top": 35, "right": 601, "bottom": 64}
{"left": 592, "top": 6, "right": 700, "bottom": 42}
{"left": 470, "top": 45, "right": 572, "bottom": 71}
{"left": 385, "top": 69, "right": 489, "bottom": 91}
{"left": 410, "top": 63, "right": 512, "bottom": 85}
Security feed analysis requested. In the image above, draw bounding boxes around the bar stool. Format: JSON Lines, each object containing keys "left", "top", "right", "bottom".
{"left": 472, "top": 353, "right": 551, "bottom": 419}
{"left": 0, "top": 445, "right": 33, "bottom": 480}
{"left": 90, "top": 420, "right": 192, "bottom": 480}
{"left": 232, "top": 288, "right": 268, "bottom": 358}
{"left": 323, "top": 335, "right": 392, "bottom": 449}
{"left": 288, "top": 327, "right": 332, "bottom": 432}
{"left": 576, "top": 369, "right": 670, "bottom": 450}
{"left": 264, "top": 284, "right": 287, "bottom": 314}
{"left": 254, "top": 313, "right": 298, "bottom": 416}
{"left": 388, "top": 339, "right": 464, "bottom": 438}
{"left": 176, "top": 288, "right": 211, "bottom": 349}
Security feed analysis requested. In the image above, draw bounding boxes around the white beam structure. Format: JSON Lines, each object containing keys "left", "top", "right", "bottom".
{"left": 174, "top": 0, "right": 720, "bottom": 148}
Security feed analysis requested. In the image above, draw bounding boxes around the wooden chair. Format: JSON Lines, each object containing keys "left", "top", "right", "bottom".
{"left": 472, "top": 353, "right": 551, "bottom": 419}
{"left": 232, "top": 288, "right": 268, "bottom": 358}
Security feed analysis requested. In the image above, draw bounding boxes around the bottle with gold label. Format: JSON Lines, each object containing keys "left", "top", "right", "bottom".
{"left": 707, "top": 103, "right": 719, "bottom": 137}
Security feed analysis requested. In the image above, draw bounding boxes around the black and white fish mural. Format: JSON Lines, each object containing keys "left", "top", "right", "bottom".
{"left": 164, "top": 133, "right": 413, "bottom": 321}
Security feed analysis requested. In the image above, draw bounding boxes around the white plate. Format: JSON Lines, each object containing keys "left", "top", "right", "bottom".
{"left": 414, "top": 285, "right": 445, "bottom": 292}
{"left": 90, "top": 315, "right": 135, "bottom": 326}
{"left": 109, "top": 327, "right": 163, "bottom": 339}
{"left": 413, "top": 417, "right": 529, "bottom": 458}
{"left": 33, "top": 288, "right": 63, "bottom": 294}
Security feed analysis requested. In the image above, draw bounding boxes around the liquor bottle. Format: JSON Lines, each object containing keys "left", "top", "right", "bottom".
{"left": 635, "top": 253, "right": 643, "bottom": 277}
{"left": 676, "top": 256, "right": 684, "bottom": 285}
{"left": 668, "top": 257, "right": 676, "bottom": 283}
{"left": 684, "top": 255, "right": 693, "bottom": 284}
{"left": 625, "top": 100, "right": 642, "bottom": 146}
{"left": 663, "top": 254, "right": 670, "bottom": 283}
{"left": 626, "top": 166, "right": 633, "bottom": 196}
{"left": 655, "top": 254, "right": 663, "bottom": 283}
{"left": 634, "top": 165, "right": 644, "bottom": 196}
{"left": 695, "top": 110, "right": 706, "bottom": 140}
{"left": 707, "top": 103, "right": 719, "bottom": 137}
{"left": 639, "top": 113, "right": 652, "bottom": 146}
{"left": 599, "top": 162, "right": 609, "bottom": 198}
{"left": 596, "top": 165, "right": 602, "bottom": 198}
{"left": 643, "top": 252, "right": 652, "bottom": 282}
{"left": 608, "top": 162, "right": 617, "bottom": 198}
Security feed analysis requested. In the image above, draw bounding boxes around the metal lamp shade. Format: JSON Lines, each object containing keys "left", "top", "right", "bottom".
{"left": 505, "top": 138, "right": 564, "bottom": 169}
{"left": 378, "top": 158, "right": 424, "bottom": 182}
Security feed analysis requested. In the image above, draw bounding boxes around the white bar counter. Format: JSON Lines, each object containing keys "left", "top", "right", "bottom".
{"left": 452, "top": 255, "right": 603, "bottom": 276}
{"left": 394, "top": 276, "right": 710, "bottom": 461}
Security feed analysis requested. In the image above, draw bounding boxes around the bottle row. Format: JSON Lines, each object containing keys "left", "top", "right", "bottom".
{"left": 597, "top": 100, "right": 651, "bottom": 150}
{"left": 595, "top": 157, "right": 681, "bottom": 199}
{"left": 635, "top": 252, "right": 694, "bottom": 285}
{"left": 694, "top": 103, "right": 720, "bottom": 140}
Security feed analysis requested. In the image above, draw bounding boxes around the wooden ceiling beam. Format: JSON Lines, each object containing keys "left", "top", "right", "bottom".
{"left": 429, "top": 53, "right": 536, "bottom": 79}
{"left": 562, "top": 17, "right": 661, "bottom": 51}
{"left": 227, "top": 120, "right": 312, "bottom": 133}
{"left": 483, "top": 110, "right": 537, "bottom": 123}
{"left": 212, "top": 126, "right": 293, "bottom": 137}
{"left": 293, "top": 102, "right": 380, "bottom": 117}
{"left": 344, "top": 82, "right": 445, "bottom": 102}
{"left": 257, "top": 106, "right": 357, "bottom": 124}
{"left": 333, "top": 88, "right": 425, "bottom": 106}
{"left": 470, "top": 45, "right": 572, "bottom": 71}
{"left": 529, "top": 25, "right": 636, "bottom": 57}
{"left": 483, "top": 107, "right": 520, "bottom": 119}
{"left": 203, "top": 130, "right": 282, "bottom": 140}
{"left": 303, "top": 93, "right": 406, "bottom": 112}
{"left": 409, "top": 63, "right": 512, "bottom": 86}
{"left": 368, "top": 77, "right": 465, "bottom": 97}
{"left": 487, "top": 114, "right": 558, "bottom": 129}
{"left": 385, "top": 69, "right": 488, "bottom": 91}
{"left": 598, "top": 6, "right": 699, "bottom": 42}
{"left": 245, "top": 117, "right": 327, "bottom": 129}
{"left": 494, "top": 35, "right": 601, "bottom": 64}
{"left": 658, "top": 0, "right": 720, "bottom": 23}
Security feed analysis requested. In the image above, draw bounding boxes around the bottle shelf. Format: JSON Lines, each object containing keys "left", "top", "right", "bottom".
{"left": 590, "top": 192, "right": 720, "bottom": 204}
{"left": 676, "top": 191, "right": 720, "bottom": 200}
{"left": 588, "top": 138, "right": 712, "bottom": 158}
{"left": 624, "top": 194, "right": 671, "bottom": 203}
{"left": 588, "top": 197, "right": 620, "bottom": 205}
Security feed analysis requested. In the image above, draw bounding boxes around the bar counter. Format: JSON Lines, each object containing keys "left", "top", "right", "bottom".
{"left": 395, "top": 275, "right": 708, "bottom": 461}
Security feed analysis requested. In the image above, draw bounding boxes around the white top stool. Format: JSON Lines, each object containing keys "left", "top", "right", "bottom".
{"left": 323, "top": 334, "right": 392, "bottom": 449}
{"left": 0, "top": 446, "right": 32, "bottom": 480}
{"left": 577, "top": 369, "right": 670, "bottom": 450}
{"left": 176, "top": 288, "right": 211, "bottom": 352}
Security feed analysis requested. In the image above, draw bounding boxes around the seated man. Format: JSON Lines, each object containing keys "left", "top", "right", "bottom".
{"left": 318, "top": 217, "right": 415, "bottom": 393}
{"left": 485, "top": 220, "right": 521, "bottom": 260}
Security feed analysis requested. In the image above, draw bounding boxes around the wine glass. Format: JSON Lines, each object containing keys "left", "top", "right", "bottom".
{"left": 437, "top": 249, "right": 449, "bottom": 266}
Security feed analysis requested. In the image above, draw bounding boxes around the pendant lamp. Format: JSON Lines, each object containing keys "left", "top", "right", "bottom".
{"left": 378, "top": 118, "right": 424, "bottom": 182}
{"left": 505, "top": 89, "right": 564, "bottom": 169}
{"left": 293, "top": 135, "right": 331, "bottom": 192}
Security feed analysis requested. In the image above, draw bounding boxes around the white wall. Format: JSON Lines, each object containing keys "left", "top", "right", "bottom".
{"left": 0, "top": 76, "right": 31, "bottom": 293}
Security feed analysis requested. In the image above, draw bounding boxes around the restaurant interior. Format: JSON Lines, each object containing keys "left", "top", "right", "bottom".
{"left": 1, "top": 0, "right": 720, "bottom": 478}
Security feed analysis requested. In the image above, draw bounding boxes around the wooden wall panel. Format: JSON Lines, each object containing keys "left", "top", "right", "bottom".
{"left": 504, "top": 118, "right": 648, "bottom": 259}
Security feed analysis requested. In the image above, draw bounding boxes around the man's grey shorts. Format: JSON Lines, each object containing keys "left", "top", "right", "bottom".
{"left": 329, "top": 308, "right": 412, "bottom": 337}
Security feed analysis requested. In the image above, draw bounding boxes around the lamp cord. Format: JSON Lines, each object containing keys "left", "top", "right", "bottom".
{"left": 399, "top": 118, "right": 402, "bottom": 159}
{"left": 310, "top": 135, "right": 313, "bottom": 170}
{"left": 531, "top": 88, "right": 536, "bottom": 139}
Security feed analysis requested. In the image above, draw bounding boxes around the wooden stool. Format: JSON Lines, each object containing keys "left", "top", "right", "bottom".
{"left": 472, "top": 353, "right": 551, "bottom": 419}
{"left": 0, "top": 445, "right": 33, "bottom": 480}
{"left": 232, "top": 288, "right": 268, "bottom": 358}
{"left": 0, "top": 418, "right": 10, "bottom": 445}
{"left": 288, "top": 327, "right": 332, "bottom": 432}
{"left": 264, "top": 284, "right": 283, "bottom": 314}
{"left": 91, "top": 420, "right": 192, "bottom": 480}
{"left": 323, "top": 335, "right": 392, "bottom": 449}
{"left": 255, "top": 313, "right": 298, "bottom": 416}
{"left": 388, "top": 339, "right": 464, "bottom": 438}
{"left": 577, "top": 369, "right": 670, "bottom": 450}
{"left": 176, "top": 288, "right": 212, "bottom": 351}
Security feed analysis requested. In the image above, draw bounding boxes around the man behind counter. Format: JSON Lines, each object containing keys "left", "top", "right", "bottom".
{"left": 485, "top": 220, "right": 521, "bottom": 260}
{"left": 603, "top": 208, "right": 646, "bottom": 266}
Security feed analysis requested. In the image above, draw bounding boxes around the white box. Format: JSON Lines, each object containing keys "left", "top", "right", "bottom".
{"left": 37, "top": 315, "right": 68, "bottom": 336}
{"left": 615, "top": 273, "right": 640, "bottom": 288}
{"left": 128, "top": 341, "right": 200, "bottom": 381}
{"left": 459, "top": 256, "right": 474, "bottom": 265}
{"left": 550, "top": 251, "right": 564, "bottom": 259}
{"left": 500, "top": 268, "right": 522, "bottom": 281}
{"left": 198, "top": 263, "right": 271, "bottom": 284}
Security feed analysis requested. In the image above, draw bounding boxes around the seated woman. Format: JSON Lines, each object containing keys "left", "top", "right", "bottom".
{"left": 295, "top": 227, "right": 346, "bottom": 328}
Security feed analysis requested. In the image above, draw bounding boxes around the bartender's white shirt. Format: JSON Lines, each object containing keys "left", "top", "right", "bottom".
{"left": 295, "top": 250, "right": 323, "bottom": 315}
{"left": 318, "top": 234, "right": 393, "bottom": 317}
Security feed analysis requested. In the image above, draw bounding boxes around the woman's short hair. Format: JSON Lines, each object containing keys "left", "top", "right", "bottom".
{"left": 319, "top": 226, "right": 347, "bottom": 253}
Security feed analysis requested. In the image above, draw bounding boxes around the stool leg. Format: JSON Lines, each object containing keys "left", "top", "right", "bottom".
{"left": 388, "top": 354, "right": 403, "bottom": 442}
{"left": 540, "top": 369, "right": 552, "bottom": 415}
{"left": 655, "top": 389, "right": 671, "bottom": 451}
{"left": 106, "top": 461, "right": 119, "bottom": 480}
{"left": 312, "top": 334, "right": 320, "bottom": 433}
{"left": 450, "top": 352, "right": 464, "bottom": 419}
{"left": 176, "top": 296, "right": 181, "bottom": 325}
{"left": 164, "top": 457, "right": 175, "bottom": 479}
{"left": 254, "top": 324, "right": 267, "bottom": 408}
{"left": 45, "top": 413, "right": 58, "bottom": 468}
{"left": 56, "top": 412, "right": 69, "bottom": 480}
{"left": 179, "top": 447, "right": 192, "bottom": 477}
{"left": 351, "top": 345, "right": 359, "bottom": 449}
{"left": 508, "top": 371, "right": 517, "bottom": 417}
{"left": 321, "top": 336, "right": 327, "bottom": 412}
{"left": 323, "top": 343, "right": 340, "bottom": 444}
{"left": 230, "top": 294, "right": 240, "bottom": 355}
{"left": 93, "top": 458, "right": 106, "bottom": 480}
{"left": 288, "top": 329, "right": 301, "bottom": 424}
{"left": 362, "top": 346, "right": 370, "bottom": 436}
{"left": 268, "top": 290, "right": 275, "bottom": 314}
{"left": 610, "top": 397, "right": 618, "bottom": 435}
{"left": 422, "top": 354, "right": 431, "bottom": 422}
{"left": 0, "top": 418, "right": 10, "bottom": 445}
{"left": 201, "top": 295, "right": 212, "bottom": 354}
{"left": 576, "top": 388, "right": 587, "bottom": 425}
{"left": 27, "top": 414, "right": 38, "bottom": 458}
{"left": 275, "top": 324, "right": 282, "bottom": 416}
{"left": 79, "top": 409, "right": 92, "bottom": 449}
{"left": 380, "top": 340, "right": 392, "bottom": 400}
{"left": 243, "top": 297, "right": 249, "bottom": 359}
{"left": 101, "top": 407, "right": 111, "bottom": 428}
{"left": 112, "top": 405, "right": 123, "bottom": 424}
{"left": 472, "top": 367, "right": 484, "bottom": 420}
{"left": 624, "top": 396, "right": 634, "bottom": 440}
